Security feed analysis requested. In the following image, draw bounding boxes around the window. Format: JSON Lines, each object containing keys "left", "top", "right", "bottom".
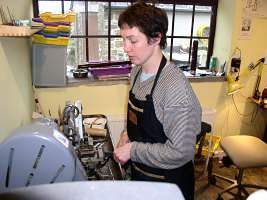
{"left": 33, "top": 0, "right": 218, "bottom": 70}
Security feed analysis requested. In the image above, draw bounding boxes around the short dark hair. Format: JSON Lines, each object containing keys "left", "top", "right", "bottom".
{"left": 118, "top": 2, "right": 168, "bottom": 49}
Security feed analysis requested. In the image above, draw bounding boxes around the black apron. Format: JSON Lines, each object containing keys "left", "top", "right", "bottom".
{"left": 127, "top": 55, "right": 195, "bottom": 200}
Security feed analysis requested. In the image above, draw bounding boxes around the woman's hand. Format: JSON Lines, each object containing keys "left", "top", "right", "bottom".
{"left": 116, "top": 130, "right": 130, "bottom": 148}
{"left": 113, "top": 143, "right": 132, "bottom": 165}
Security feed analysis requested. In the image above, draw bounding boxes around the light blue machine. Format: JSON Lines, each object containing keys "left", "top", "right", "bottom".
{"left": 0, "top": 118, "right": 87, "bottom": 193}
{"left": 0, "top": 181, "right": 185, "bottom": 200}
{"left": 0, "top": 118, "right": 185, "bottom": 200}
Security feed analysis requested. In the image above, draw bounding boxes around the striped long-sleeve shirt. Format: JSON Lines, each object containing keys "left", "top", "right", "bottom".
{"left": 129, "top": 61, "right": 202, "bottom": 169}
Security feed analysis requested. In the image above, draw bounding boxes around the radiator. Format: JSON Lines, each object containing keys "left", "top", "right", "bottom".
{"left": 107, "top": 115, "right": 126, "bottom": 146}
{"left": 107, "top": 109, "right": 216, "bottom": 147}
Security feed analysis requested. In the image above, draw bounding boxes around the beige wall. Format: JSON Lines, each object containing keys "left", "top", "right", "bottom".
{"left": 195, "top": 0, "right": 267, "bottom": 138}
{"left": 0, "top": 0, "right": 34, "bottom": 141}
{"left": 225, "top": 0, "right": 267, "bottom": 137}
{"left": 34, "top": 84, "right": 129, "bottom": 117}
{"left": 1, "top": 0, "right": 267, "bottom": 142}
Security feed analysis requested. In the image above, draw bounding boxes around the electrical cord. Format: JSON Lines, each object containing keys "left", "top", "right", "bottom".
{"left": 250, "top": 104, "right": 259, "bottom": 123}
{"left": 231, "top": 94, "right": 259, "bottom": 126}
{"left": 231, "top": 94, "right": 255, "bottom": 117}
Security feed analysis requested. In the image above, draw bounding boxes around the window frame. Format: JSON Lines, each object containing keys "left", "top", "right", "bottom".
{"left": 33, "top": 0, "right": 218, "bottom": 69}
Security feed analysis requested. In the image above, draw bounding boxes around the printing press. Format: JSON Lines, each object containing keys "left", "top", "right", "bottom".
{"left": 0, "top": 101, "right": 123, "bottom": 193}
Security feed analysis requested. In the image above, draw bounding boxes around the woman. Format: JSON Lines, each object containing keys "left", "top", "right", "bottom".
{"left": 113, "top": 2, "right": 202, "bottom": 200}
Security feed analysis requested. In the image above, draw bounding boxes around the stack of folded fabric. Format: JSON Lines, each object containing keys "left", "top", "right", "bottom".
{"left": 32, "top": 12, "right": 75, "bottom": 46}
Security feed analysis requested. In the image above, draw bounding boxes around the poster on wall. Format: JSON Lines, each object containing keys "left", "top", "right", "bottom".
{"left": 239, "top": 15, "right": 253, "bottom": 40}
{"left": 242, "top": 0, "right": 267, "bottom": 18}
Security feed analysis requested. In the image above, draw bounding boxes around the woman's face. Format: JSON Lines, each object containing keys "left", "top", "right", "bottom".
{"left": 120, "top": 25, "right": 155, "bottom": 66}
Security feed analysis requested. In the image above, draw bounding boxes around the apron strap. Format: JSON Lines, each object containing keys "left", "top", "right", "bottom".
{"left": 150, "top": 55, "right": 167, "bottom": 97}
{"left": 131, "top": 68, "right": 141, "bottom": 91}
{"left": 131, "top": 55, "right": 167, "bottom": 95}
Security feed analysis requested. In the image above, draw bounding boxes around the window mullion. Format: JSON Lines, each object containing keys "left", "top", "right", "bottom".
{"left": 188, "top": 4, "right": 195, "bottom": 64}
{"left": 169, "top": 3, "right": 175, "bottom": 61}
{"left": 33, "top": 0, "right": 39, "bottom": 17}
{"left": 108, "top": 1, "right": 111, "bottom": 60}
{"left": 206, "top": 0, "right": 218, "bottom": 68}
{"left": 61, "top": 0, "right": 64, "bottom": 14}
{"left": 85, "top": 1, "right": 89, "bottom": 62}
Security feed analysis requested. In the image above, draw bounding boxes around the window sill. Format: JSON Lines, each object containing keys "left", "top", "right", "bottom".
{"left": 34, "top": 72, "right": 225, "bottom": 88}
{"left": 66, "top": 73, "right": 225, "bottom": 87}
{"left": 188, "top": 75, "right": 226, "bottom": 82}
{"left": 67, "top": 73, "right": 130, "bottom": 87}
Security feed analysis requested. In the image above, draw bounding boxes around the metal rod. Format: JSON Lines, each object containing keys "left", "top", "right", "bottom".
{"left": 7, "top": 6, "right": 15, "bottom": 25}
{"left": 0, "top": 5, "right": 8, "bottom": 24}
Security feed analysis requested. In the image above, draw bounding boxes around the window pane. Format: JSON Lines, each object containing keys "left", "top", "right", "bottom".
{"left": 163, "top": 38, "right": 172, "bottom": 61}
{"left": 88, "top": 11, "right": 101, "bottom": 35}
{"left": 93, "top": 2, "right": 108, "bottom": 35}
{"left": 174, "top": 5, "right": 193, "bottom": 36}
{"left": 70, "top": 2, "right": 86, "bottom": 35}
{"left": 197, "top": 39, "right": 208, "bottom": 68}
{"left": 111, "top": 37, "right": 128, "bottom": 61}
{"left": 90, "top": 38, "right": 108, "bottom": 61}
{"left": 155, "top": 4, "right": 173, "bottom": 37}
{"left": 70, "top": 2, "right": 110, "bottom": 36}
{"left": 67, "top": 38, "right": 77, "bottom": 67}
{"left": 67, "top": 38, "right": 87, "bottom": 67}
{"left": 172, "top": 38, "right": 190, "bottom": 65}
{"left": 63, "top": 1, "right": 73, "bottom": 13}
{"left": 38, "top": 1, "right": 62, "bottom": 14}
{"left": 111, "top": 2, "right": 131, "bottom": 35}
{"left": 193, "top": 6, "right": 211, "bottom": 37}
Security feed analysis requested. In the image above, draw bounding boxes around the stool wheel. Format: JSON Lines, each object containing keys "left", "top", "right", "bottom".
{"left": 216, "top": 195, "right": 223, "bottom": 200}
{"left": 209, "top": 175, "right": 216, "bottom": 185}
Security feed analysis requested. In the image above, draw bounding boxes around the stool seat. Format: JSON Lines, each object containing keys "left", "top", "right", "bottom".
{"left": 208, "top": 135, "right": 267, "bottom": 200}
{"left": 220, "top": 135, "right": 267, "bottom": 168}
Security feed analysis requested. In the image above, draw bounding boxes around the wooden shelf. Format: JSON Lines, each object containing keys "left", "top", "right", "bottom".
{"left": 0, "top": 25, "right": 41, "bottom": 37}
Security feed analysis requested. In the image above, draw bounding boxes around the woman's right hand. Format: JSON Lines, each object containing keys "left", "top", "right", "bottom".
{"left": 116, "top": 130, "right": 130, "bottom": 148}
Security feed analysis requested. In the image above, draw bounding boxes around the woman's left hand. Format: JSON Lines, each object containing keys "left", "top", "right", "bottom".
{"left": 113, "top": 143, "right": 132, "bottom": 165}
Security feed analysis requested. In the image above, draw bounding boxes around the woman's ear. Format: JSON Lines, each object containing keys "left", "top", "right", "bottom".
{"left": 149, "top": 32, "right": 162, "bottom": 45}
